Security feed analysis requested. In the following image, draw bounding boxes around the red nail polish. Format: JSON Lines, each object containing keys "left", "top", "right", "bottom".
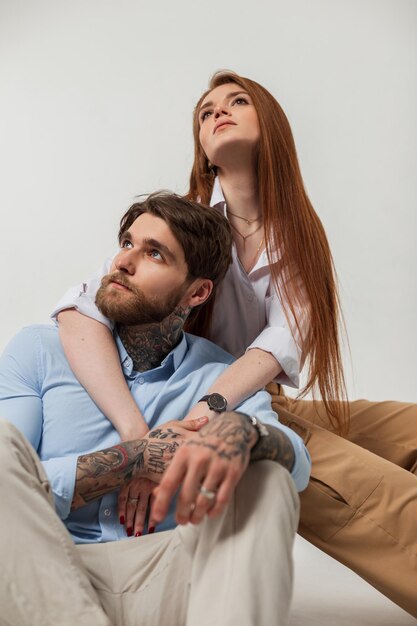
{"left": 135, "top": 531, "right": 142, "bottom": 537}
{"left": 148, "top": 526, "right": 155, "bottom": 534}
{"left": 119, "top": 515, "right": 125, "bottom": 525}
{"left": 127, "top": 527, "right": 133, "bottom": 537}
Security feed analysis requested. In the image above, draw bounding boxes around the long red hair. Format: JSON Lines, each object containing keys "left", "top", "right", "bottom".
{"left": 187, "top": 71, "right": 348, "bottom": 434}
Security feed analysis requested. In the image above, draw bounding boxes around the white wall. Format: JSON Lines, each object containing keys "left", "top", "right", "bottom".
{"left": 0, "top": 0, "right": 416, "bottom": 401}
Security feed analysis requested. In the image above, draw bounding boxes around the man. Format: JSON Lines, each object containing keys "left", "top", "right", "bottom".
{"left": 0, "top": 193, "right": 310, "bottom": 626}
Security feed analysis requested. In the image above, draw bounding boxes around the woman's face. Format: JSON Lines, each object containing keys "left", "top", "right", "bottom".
{"left": 198, "top": 82, "right": 260, "bottom": 168}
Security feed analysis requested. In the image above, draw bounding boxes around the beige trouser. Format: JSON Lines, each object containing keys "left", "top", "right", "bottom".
{"left": 267, "top": 383, "right": 417, "bottom": 618}
{"left": 0, "top": 419, "right": 299, "bottom": 626}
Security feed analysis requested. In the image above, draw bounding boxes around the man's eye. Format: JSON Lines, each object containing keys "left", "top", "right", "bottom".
{"left": 121, "top": 240, "right": 133, "bottom": 249}
{"left": 148, "top": 249, "right": 163, "bottom": 260}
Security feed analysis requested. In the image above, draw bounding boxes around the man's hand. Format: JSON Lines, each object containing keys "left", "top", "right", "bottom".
{"left": 72, "top": 416, "right": 208, "bottom": 512}
{"left": 117, "top": 418, "right": 211, "bottom": 536}
{"left": 151, "top": 412, "right": 258, "bottom": 526}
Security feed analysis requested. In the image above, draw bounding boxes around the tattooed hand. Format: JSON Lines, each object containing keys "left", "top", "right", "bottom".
{"left": 150, "top": 412, "right": 258, "bottom": 526}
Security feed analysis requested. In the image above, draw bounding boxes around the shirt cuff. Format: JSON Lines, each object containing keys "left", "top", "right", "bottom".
{"left": 246, "top": 326, "right": 301, "bottom": 388}
{"left": 50, "top": 256, "right": 114, "bottom": 330}
{"left": 42, "top": 454, "right": 79, "bottom": 520}
{"left": 51, "top": 289, "right": 114, "bottom": 331}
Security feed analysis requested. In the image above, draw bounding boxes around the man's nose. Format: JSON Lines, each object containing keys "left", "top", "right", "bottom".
{"left": 115, "top": 250, "right": 136, "bottom": 275}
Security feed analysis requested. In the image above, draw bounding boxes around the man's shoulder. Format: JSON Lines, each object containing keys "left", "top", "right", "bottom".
{"left": 14, "top": 323, "right": 59, "bottom": 342}
{"left": 184, "top": 333, "right": 235, "bottom": 367}
{"left": 3, "top": 324, "right": 60, "bottom": 357}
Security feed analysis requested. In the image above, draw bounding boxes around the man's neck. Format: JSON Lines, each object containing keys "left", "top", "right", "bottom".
{"left": 117, "top": 306, "right": 190, "bottom": 372}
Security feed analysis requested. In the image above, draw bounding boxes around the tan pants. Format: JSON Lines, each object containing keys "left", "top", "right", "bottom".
{"left": 0, "top": 420, "right": 299, "bottom": 626}
{"left": 267, "top": 383, "right": 417, "bottom": 618}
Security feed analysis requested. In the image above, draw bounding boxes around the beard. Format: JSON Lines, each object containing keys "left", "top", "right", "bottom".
{"left": 95, "top": 271, "right": 185, "bottom": 326}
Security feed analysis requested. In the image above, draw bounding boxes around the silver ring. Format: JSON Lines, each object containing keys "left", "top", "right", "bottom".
{"left": 199, "top": 486, "right": 217, "bottom": 501}
{"left": 128, "top": 497, "right": 139, "bottom": 503}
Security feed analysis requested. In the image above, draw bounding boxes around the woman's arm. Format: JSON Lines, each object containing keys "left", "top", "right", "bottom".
{"left": 58, "top": 309, "right": 149, "bottom": 440}
{"left": 185, "top": 348, "right": 281, "bottom": 420}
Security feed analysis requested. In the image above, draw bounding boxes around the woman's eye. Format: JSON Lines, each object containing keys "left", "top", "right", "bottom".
{"left": 200, "top": 110, "right": 212, "bottom": 122}
{"left": 121, "top": 240, "right": 133, "bottom": 249}
{"left": 232, "top": 97, "right": 248, "bottom": 106}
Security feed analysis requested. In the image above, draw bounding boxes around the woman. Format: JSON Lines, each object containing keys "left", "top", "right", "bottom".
{"left": 54, "top": 71, "right": 417, "bottom": 616}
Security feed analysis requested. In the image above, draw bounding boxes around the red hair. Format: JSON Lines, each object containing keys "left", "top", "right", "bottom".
{"left": 187, "top": 70, "right": 348, "bottom": 434}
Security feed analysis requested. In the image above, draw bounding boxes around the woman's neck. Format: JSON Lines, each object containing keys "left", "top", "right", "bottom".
{"left": 218, "top": 168, "right": 261, "bottom": 219}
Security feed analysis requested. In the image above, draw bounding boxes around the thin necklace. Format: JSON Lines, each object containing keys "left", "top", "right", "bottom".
{"left": 226, "top": 208, "right": 262, "bottom": 226}
{"left": 246, "top": 237, "right": 265, "bottom": 273}
{"left": 229, "top": 221, "right": 263, "bottom": 247}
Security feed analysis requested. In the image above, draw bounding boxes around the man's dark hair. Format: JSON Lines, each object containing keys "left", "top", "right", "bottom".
{"left": 119, "top": 192, "right": 232, "bottom": 289}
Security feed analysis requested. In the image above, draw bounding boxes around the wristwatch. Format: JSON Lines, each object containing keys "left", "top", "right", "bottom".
{"left": 198, "top": 393, "right": 228, "bottom": 413}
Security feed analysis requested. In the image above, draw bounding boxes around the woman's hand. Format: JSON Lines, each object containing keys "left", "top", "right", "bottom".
{"left": 183, "top": 401, "right": 218, "bottom": 423}
{"left": 118, "top": 477, "right": 156, "bottom": 536}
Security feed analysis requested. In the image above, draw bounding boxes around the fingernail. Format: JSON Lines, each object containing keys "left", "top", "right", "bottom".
{"left": 127, "top": 527, "right": 133, "bottom": 537}
{"left": 148, "top": 526, "right": 155, "bottom": 534}
{"left": 197, "top": 416, "right": 208, "bottom": 421}
{"left": 119, "top": 515, "right": 125, "bottom": 525}
{"left": 135, "top": 531, "right": 142, "bottom": 537}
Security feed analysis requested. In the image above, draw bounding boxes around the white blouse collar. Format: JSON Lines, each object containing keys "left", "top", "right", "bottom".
{"left": 210, "top": 176, "right": 225, "bottom": 207}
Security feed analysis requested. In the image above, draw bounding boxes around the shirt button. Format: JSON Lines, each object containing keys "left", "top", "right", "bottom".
{"left": 247, "top": 293, "right": 254, "bottom": 302}
{"left": 138, "top": 377, "right": 145, "bottom": 385}
{"left": 104, "top": 508, "right": 112, "bottom": 517}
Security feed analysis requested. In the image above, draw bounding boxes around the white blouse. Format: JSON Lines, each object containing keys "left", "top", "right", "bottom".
{"left": 52, "top": 178, "right": 309, "bottom": 388}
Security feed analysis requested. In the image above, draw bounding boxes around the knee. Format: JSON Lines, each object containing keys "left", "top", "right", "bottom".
{"left": 0, "top": 419, "right": 32, "bottom": 465}
{"left": 240, "top": 461, "right": 300, "bottom": 517}
{"left": 0, "top": 418, "right": 23, "bottom": 444}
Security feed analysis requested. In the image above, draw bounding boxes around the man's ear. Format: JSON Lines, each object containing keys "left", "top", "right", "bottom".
{"left": 182, "top": 278, "right": 213, "bottom": 309}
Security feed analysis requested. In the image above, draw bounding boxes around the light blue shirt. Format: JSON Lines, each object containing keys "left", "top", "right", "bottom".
{"left": 0, "top": 325, "right": 310, "bottom": 544}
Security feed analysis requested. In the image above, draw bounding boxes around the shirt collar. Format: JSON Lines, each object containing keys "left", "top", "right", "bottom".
{"left": 115, "top": 331, "right": 189, "bottom": 377}
{"left": 210, "top": 176, "right": 226, "bottom": 207}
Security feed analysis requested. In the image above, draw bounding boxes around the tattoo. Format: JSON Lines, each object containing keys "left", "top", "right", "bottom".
{"left": 250, "top": 425, "right": 295, "bottom": 472}
{"left": 188, "top": 412, "right": 295, "bottom": 473}
{"left": 72, "top": 436, "right": 181, "bottom": 510}
{"left": 148, "top": 428, "right": 181, "bottom": 440}
{"left": 147, "top": 441, "right": 180, "bottom": 474}
{"left": 186, "top": 413, "right": 255, "bottom": 464}
{"left": 118, "top": 306, "right": 191, "bottom": 372}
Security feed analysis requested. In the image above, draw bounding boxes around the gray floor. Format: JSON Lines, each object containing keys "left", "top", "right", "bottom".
{"left": 290, "top": 536, "right": 416, "bottom": 625}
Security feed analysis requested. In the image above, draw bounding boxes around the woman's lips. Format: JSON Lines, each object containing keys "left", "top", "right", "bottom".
{"left": 213, "top": 121, "right": 237, "bottom": 134}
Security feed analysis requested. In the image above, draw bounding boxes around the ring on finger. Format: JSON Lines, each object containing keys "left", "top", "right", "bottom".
{"left": 199, "top": 486, "right": 217, "bottom": 501}
{"left": 128, "top": 497, "right": 139, "bottom": 503}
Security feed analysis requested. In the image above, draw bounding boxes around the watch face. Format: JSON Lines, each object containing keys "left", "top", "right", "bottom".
{"left": 208, "top": 393, "right": 227, "bottom": 412}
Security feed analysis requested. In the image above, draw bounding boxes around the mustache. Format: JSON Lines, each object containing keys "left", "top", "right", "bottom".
{"left": 101, "top": 271, "right": 135, "bottom": 292}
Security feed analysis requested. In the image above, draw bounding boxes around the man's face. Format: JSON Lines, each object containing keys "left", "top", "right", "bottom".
{"left": 96, "top": 213, "right": 191, "bottom": 325}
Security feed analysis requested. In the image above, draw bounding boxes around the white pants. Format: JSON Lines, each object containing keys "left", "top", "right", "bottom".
{"left": 0, "top": 420, "right": 299, "bottom": 626}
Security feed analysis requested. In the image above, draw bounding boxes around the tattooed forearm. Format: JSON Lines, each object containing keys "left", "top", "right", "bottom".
{"left": 72, "top": 440, "right": 147, "bottom": 510}
{"left": 250, "top": 425, "right": 295, "bottom": 472}
{"left": 72, "top": 436, "right": 181, "bottom": 510}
